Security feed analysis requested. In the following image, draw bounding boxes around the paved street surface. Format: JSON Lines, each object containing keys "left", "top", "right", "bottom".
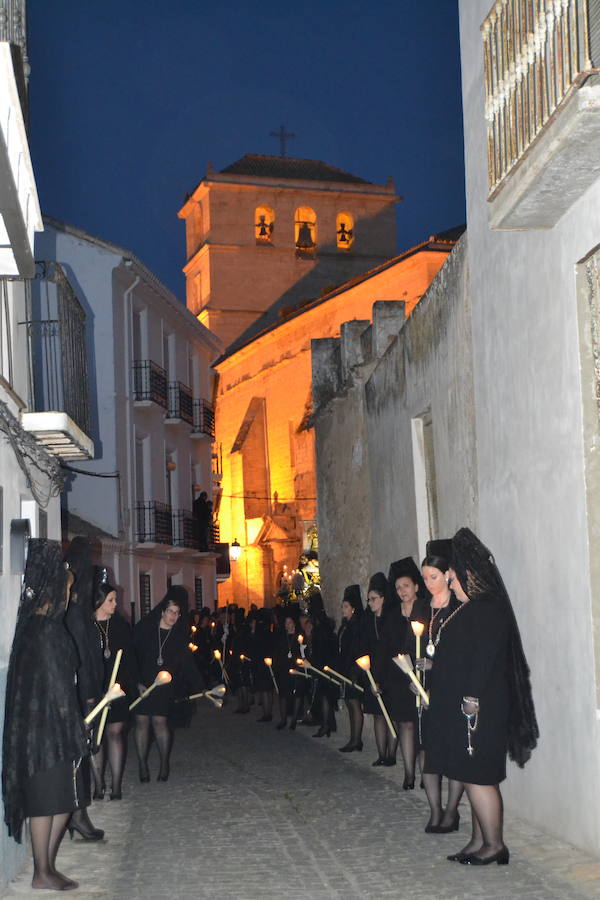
{"left": 3, "top": 703, "right": 600, "bottom": 900}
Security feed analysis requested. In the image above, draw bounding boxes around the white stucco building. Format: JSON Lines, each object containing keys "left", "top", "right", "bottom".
{"left": 35, "top": 219, "right": 223, "bottom": 617}
{"left": 313, "top": 0, "right": 600, "bottom": 856}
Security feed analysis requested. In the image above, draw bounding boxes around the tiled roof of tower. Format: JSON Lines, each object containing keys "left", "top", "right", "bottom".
{"left": 218, "top": 154, "right": 373, "bottom": 185}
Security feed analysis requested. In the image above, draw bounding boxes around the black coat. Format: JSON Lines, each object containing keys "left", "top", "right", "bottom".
{"left": 424, "top": 598, "right": 511, "bottom": 784}
{"left": 3, "top": 617, "right": 87, "bottom": 842}
{"left": 337, "top": 615, "right": 364, "bottom": 699}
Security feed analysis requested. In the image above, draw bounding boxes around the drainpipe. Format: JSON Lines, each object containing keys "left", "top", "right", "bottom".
{"left": 122, "top": 264, "right": 140, "bottom": 618}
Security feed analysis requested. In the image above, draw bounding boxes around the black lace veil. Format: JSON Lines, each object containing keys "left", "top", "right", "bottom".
{"left": 14, "top": 539, "right": 67, "bottom": 639}
{"left": 451, "top": 527, "right": 539, "bottom": 768}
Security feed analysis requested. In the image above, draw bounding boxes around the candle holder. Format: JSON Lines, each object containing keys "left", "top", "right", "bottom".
{"left": 85, "top": 682, "right": 125, "bottom": 724}
{"left": 129, "top": 670, "right": 172, "bottom": 711}
{"left": 393, "top": 654, "right": 430, "bottom": 705}
{"left": 186, "top": 683, "right": 226, "bottom": 708}
{"left": 410, "top": 621, "right": 426, "bottom": 708}
{"left": 355, "top": 655, "right": 397, "bottom": 738}
{"left": 96, "top": 648, "right": 123, "bottom": 744}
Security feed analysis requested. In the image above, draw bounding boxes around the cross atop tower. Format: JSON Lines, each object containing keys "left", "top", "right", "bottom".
{"left": 270, "top": 125, "right": 295, "bottom": 158}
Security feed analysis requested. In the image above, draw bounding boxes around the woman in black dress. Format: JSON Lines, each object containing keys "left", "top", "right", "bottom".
{"left": 308, "top": 593, "right": 339, "bottom": 738}
{"left": 337, "top": 585, "right": 364, "bottom": 753}
{"left": 133, "top": 587, "right": 204, "bottom": 781}
{"left": 361, "top": 572, "right": 398, "bottom": 766}
{"left": 3, "top": 539, "right": 88, "bottom": 891}
{"left": 251, "top": 612, "right": 275, "bottom": 722}
{"left": 273, "top": 612, "right": 301, "bottom": 729}
{"left": 418, "top": 543, "right": 465, "bottom": 832}
{"left": 62, "top": 537, "right": 104, "bottom": 842}
{"left": 427, "top": 529, "right": 538, "bottom": 865}
{"left": 91, "top": 570, "right": 138, "bottom": 800}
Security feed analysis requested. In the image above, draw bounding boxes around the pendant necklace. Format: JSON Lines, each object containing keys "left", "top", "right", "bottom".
{"left": 427, "top": 601, "right": 468, "bottom": 657}
{"left": 95, "top": 618, "right": 111, "bottom": 660}
{"left": 157, "top": 624, "right": 172, "bottom": 666}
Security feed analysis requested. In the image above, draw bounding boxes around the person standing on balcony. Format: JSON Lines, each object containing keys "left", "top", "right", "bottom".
{"left": 132, "top": 587, "right": 204, "bottom": 782}
{"left": 192, "top": 490, "right": 211, "bottom": 551}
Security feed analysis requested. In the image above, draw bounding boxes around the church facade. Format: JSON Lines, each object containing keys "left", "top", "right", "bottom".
{"left": 179, "top": 153, "right": 459, "bottom": 607}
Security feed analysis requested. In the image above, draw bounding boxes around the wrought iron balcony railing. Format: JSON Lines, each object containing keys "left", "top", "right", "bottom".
{"left": 192, "top": 399, "right": 215, "bottom": 438}
{"left": 132, "top": 360, "right": 168, "bottom": 408}
{"left": 26, "top": 262, "right": 91, "bottom": 437}
{"left": 211, "top": 520, "right": 220, "bottom": 544}
{"left": 173, "top": 509, "right": 199, "bottom": 549}
{"left": 136, "top": 501, "right": 173, "bottom": 544}
{"left": 483, "top": 0, "right": 600, "bottom": 196}
{"left": 166, "top": 381, "right": 193, "bottom": 424}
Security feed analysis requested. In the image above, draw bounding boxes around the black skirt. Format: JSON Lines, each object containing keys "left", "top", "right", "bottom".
{"left": 23, "top": 760, "right": 85, "bottom": 818}
{"left": 134, "top": 683, "right": 174, "bottom": 717}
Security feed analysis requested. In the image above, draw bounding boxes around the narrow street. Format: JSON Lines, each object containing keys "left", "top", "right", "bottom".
{"left": 3, "top": 705, "right": 600, "bottom": 900}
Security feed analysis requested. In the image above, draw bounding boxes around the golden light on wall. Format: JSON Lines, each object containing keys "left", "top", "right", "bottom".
{"left": 336, "top": 212, "right": 354, "bottom": 250}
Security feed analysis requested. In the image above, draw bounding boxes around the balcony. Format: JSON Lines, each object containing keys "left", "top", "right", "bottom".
{"left": 132, "top": 360, "right": 167, "bottom": 408}
{"left": 165, "top": 381, "right": 193, "bottom": 425}
{"left": 21, "top": 263, "right": 94, "bottom": 460}
{"left": 136, "top": 501, "right": 173, "bottom": 545}
{"left": 191, "top": 398, "right": 215, "bottom": 438}
{"left": 483, "top": 0, "right": 600, "bottom": 228}
{"left": 173, "top": 509, "right": 199, "bottom": 550}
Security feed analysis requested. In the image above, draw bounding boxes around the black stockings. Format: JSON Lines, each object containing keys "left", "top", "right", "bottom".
{"left": 92, "top": 722, "right": 127, "bottom": 796}
{"left": 236, "top": 686, "right": 250, "bottom": 712}
{"left": 462, "top": 783, "right": 505, "bottom": 858}
{"left": 30, "top": 813, "right": 76, "bottom": 891}
{"left": 423, "top": 774, "right": 464, "bottom": 828}
{"left": 373, "top": 714, "right": 397, "bottom": 761}
{"left": 346, "top": 699, "right": 364, "bottom": 746}
{"left": 397, "top": 721, "right": 416, "bottom": 782}
{"left": 135, "top": 714, "right": 172, "bottom": 778}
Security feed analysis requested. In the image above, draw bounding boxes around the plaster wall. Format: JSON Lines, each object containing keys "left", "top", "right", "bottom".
{"left": 459, "top": 0, "right": 600, "bottom": 853}
{"left": 34, "top": 222, "right": 219, "bottom": 614}
{"left": 314, "top": 241, "right": 476, "bottom": 620}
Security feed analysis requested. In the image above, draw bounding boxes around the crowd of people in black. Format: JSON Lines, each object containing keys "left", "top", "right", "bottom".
{"left": 1, "top": 527, "right": 539, "bottom": 890}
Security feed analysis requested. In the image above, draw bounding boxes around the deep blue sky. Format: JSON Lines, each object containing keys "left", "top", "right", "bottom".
{"left": 28, "top": 0, "right": 465, "bottom": 299}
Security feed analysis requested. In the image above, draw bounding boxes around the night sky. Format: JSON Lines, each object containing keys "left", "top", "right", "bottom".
{"left": 28, "top": 0, "right": 465, "bottom": 299}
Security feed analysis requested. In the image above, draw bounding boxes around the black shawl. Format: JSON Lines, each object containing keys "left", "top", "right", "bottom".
{"left": 2, "top": 539, "right": 88, "bottom": 842}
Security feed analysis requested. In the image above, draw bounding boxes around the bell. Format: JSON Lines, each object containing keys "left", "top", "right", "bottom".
{"left": 296, "top": 222, "right": 315, "bottom": 250}
{"left": 257, "top": 215, "right": 270, "bottom": 238}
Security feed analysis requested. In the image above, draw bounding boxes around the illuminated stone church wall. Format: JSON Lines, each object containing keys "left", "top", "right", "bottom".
{"left": 215, "top": 241, "right": 455, "bottom": 607}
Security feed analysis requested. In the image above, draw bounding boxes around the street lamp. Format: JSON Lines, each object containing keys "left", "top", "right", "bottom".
{"left": 230, "top": 539, "right": 241, "bottom": 562}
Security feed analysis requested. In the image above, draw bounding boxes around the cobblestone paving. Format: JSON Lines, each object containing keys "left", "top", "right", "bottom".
{"left": 3, "top": 703, "right": 600, "bottom": 899}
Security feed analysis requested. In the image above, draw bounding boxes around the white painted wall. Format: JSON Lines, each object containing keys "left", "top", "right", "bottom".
{"left": 35, "top": 221, "right": 220, "bottom": 614}
{"left": 459, "top": 0, "right": 600, "bottom": 853}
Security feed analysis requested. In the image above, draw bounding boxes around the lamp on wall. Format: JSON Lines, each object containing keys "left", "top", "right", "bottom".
{"left": 230, "top": 539, "right": 242, "bottom": 562}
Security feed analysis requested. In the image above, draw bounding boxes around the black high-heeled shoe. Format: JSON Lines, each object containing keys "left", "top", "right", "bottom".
{"left": 92, "top": 783, "right": 105, "bottom": 801}
{"left": 447, "top": 852, "right": 469, "bottom": 862}
{"left": 109, "top": 790, "right": 122, "bottom": 800}
{"left": 402, "top": 776, "right": 415, "bottom": 790}
{"left": 428, "top": 812, "right": 460, "bottom": 834}
{"left": 138, "top": 762, "right": 150, "bottom": 783}
{"left": 289, "top": 718, "right": 297, "bottom": 731}
{"left": 371, "top": 757, "right": 385, "bottom": 766}
{"left": 460, "top": 847, "right": 509, "bottom": 866}
{"left": 382, "top": 757, "right": 396, "bottom": 767}
{"left": 275, "top": 721, "right": 287, "bottom": 730}
{"left": 157, "top": 765, "right": 170, "bottom": 782}
{"left": 339, "top": 740, "right": 363, "bottom": 752}
{"left": 67, "top": 821, "right": 104, "bottom": 842}
{"left": 312, "top": 727, "right": 330, "bottom": 738}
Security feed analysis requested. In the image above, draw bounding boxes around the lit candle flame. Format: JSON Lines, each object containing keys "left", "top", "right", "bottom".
{"left": 264, "top": 657, "right": 273, "bottom": 666}
{"left": 355, "top": 655, "right": 371, "bottom": 671}
{"left": 156, "top": 670, "right": 172, "bottom": 685}
{"left": 411, "top": 621, "right": 425, "bottom": 637}
{"left": 298, "top": 635, "right": 304, "bottom": 644}
{"left": 191, "top": 625, "right": 197, "bottom": 633}
{"left": 214, "top": 649, "right": 221, "bottom": 660}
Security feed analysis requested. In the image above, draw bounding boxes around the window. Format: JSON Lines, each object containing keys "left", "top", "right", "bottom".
{"left": 336, "top": 212, "right": 354, "bottom": 250}
{"left": 186, "top": 202, "right": 204, "bottom": 259}
{"left": 162, "top": 329, "right": 171, "bottom": 378}
{"left": 411, "top": 413, "right": 439, "bottom": 560}
{"left": 255, "top": 205, "right": 274, "bottom": 243}
{"left": 295, "top": 207, "right": 317, "bottom": 258}
{"left": 0, "top": 279, "right": 13, "bottom": 385}
{"left": 139, "top": 572, "right": 152, "bottom": 616}
{"left": 135, "top": 435, "right": 146, "bottom": 504}
{"left": 189, "top": 274, "right": 203, "bottom": 316}
{"left": 194, "top": 576, "right": 203, "bottom": 610}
